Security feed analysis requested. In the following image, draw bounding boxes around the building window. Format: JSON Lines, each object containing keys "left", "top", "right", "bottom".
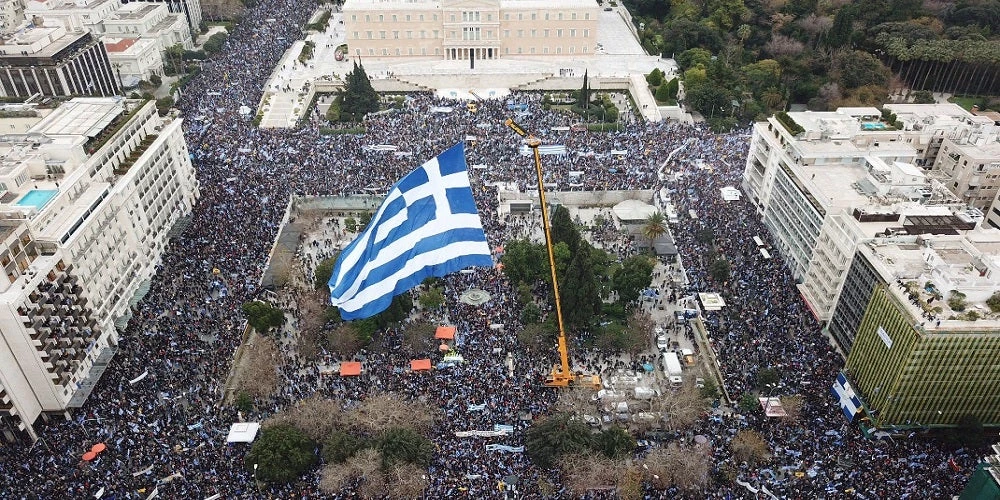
{"left": 530, "top": 47, "right": 535, "bottom": 54}
{"left": 380, "top": 31, "right": 386, "bottom": 39}
{"left": 450, "top": 14, "right": 455, "bottom": 21}
{"left": 544, "top": 29, "right": 549, "bottom": 37}
{"left": 557, "top": 29, "right": 562, "bottom": 37}
{"left": 392, "top": 15, "right": 397, "bottom": 21}
{"left": 570, "top": 29, "right": 576, "bottom": 37}
{"left": 405, "top": 14, "right": 410, "bottom": 21}
{"left": 393, "top": 31, "right": 399, "bottom": 39}
{"left": 505, "top": 13, "right": 509, "bottom": 20}
{"left": 545, "top": 13, "right": 549, "bottom": 20}
{"left": 352, "top": 15, "right": 357, "bottom": 21}
{"left": 584, "top": 29, "right": 589, "bottom": 37}
{"left": 366, "top": 31, "right": 372, "bottom": 38}
{"left": 572, "top": 13, "right": 577, "bottom": 20}
{"left": 379, "top": 14, "right": 384, "bottom": 21}
{"left": 585, "top": 13, "right": 590, "bottom": 20}
{"left": 558, "top": 13, "right": 563, "bottom": 20}
{"left": 504, "top": 29, "right": 510, "bottom": 38}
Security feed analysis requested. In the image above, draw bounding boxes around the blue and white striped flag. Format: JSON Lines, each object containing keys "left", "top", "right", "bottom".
{"left": 328, "top": 143, "right": 493, "bottom": 319}
{"left": 831, "top": 373, "right": 863, "bottom": 422}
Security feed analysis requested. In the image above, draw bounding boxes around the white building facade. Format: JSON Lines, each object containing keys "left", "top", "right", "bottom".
{"left": 104, "top": 36, "right": 162, "bottom": 83}
{"left": 23, "top": 0, "right": 122, "bottom": 35}
{"left": 0, "top": 97, "right": 198, "bottom": 441}
{"left": 103, "top": 2, "right": 192, "bottom": 51}
{"left": 744, "top": 107, "right": 987, "bottom": 324}
{"left": 344, "top": 0, "right": 599, "bottom": 60}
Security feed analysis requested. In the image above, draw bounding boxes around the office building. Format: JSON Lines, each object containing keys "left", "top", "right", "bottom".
{"left": 0, "top": 97, "right": 198, "bottom": 441}
{"left": 743, "top": 105, "right": 1000, "bottom": 325}
{"left": 839, "top": 231, "right": 1000, "bottom": 429}
{"left": 0, "top": 22, "right": 120, "bottom": 97}
{"left": 344, "top": 0, "right": 599, "bottom": 60}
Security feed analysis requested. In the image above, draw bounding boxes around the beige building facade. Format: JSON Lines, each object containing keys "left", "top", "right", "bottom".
{"left": 343, "top": 0, "right": 599, "bottom": 60}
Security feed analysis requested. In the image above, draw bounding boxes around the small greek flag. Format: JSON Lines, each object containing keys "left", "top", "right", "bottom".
{"left": 831, "top": 373, "right": 863, "bottom": 422}
{"left": 328, "top": 143, "right": 492, "bottom": 319}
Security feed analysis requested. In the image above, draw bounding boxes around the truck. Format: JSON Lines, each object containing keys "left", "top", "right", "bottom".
{"left": 662, "top": 352, "right": 683, "bottom": 377}
{"left": 681, "top": 348, "right": 695, "bottom": 366}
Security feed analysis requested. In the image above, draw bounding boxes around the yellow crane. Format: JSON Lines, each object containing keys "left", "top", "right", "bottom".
{"left": 505, "top": 118, "right": 601, "bottom": 390}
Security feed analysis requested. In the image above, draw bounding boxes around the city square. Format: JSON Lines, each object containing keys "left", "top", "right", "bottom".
{"left": 0, "top": 0, "right": 996, "bottom": 498}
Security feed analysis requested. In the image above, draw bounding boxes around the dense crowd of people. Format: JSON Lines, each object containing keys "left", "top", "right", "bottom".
{"left": 0, "top": 0, "right": 982, "bottom": 497}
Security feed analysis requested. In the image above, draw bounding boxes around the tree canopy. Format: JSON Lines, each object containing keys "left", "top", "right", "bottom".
{"left": 246, "top": 424, "right": 318, "bottom": 483}
{"left": 338, "top": 62, "right": 378, "bottom": 122}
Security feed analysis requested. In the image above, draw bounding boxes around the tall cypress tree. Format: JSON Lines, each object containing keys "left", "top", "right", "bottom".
{"left": 340, "top": 61, "right": 379, "bottom": 121}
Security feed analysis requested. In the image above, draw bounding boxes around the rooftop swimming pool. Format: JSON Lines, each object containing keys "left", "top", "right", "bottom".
{"left": 15, "top": 189, "right": 58, "bottom": 210}
{"left": 862, "top": 122, "right": 887, "bottom": 131}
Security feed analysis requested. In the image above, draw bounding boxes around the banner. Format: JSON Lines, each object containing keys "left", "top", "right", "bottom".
{"left": 493, "top": 424, "right": 514, "bottom": 433}
{"left": 129, "top": 371, "right": 149, "bottom": 385}
{"left": 454, "top": 430, "right": 508, "bottom": 438}
{"left": 467, "top": 403, "right": 487, "bottom": 412}
{"left": 485, "top": 444, "right": 524, "bottom": 453}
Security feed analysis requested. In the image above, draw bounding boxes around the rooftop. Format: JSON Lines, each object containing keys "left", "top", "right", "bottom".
{"left": 106, "top": 2, "right": 159, "bottom": 20}
{"left": 103, "top": 37, "right": 137, "bottom": 53}
{"left": 862, "top": 230, "right": 1000, "bottom": 329}
{"left": 29, "top": 98, "right": 123, "bottom": 138}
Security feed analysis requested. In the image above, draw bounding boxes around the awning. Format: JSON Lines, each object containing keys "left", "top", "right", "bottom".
{"left": 410, "top": 359, "right": 432, "bottom": 371}
{"left": 435, "top": 326, "right": 456, "bottom": 340}
{"left": 339, "top": 361, "right": 362, "bottom": 376}
{"left": 226, "top": 422, "right": 260, "bottom": 443}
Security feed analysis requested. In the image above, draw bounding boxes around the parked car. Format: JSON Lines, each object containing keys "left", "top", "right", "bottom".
{"left": 656, "top": 334, "right": 669, "bottom": 351}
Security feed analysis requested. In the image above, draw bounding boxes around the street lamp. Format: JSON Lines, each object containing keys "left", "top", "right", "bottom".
{"left": 253, "top": 463, "right": 260, "bottom": 490}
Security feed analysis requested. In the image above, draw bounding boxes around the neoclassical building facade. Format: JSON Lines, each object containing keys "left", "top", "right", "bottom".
{"left": 343, "top": 0, "right": 599, "bottom": 60}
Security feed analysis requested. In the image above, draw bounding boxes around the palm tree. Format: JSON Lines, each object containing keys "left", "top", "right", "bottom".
{"left": 641, "top": 212, "right": 667, "bottom": 252}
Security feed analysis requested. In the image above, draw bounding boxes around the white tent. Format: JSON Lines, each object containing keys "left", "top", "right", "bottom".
{"left": 226, "top": 422, "right": 260, "bottom": 443}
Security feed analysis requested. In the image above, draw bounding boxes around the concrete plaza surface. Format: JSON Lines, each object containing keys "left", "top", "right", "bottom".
{"left": 256, "top": 5, "right": 682, "bottom": 127}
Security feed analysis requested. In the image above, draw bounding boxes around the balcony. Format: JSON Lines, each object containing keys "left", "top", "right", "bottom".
{"left": 114, "top": 135, "right": 159, "bottom": 176}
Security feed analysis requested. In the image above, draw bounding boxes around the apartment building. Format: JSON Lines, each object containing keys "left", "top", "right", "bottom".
{"left": 103, "top": 2, "right": 191, "bottom": 51}
{"left": 744, "top": 105, "right": 996, "bottom": 326}
{"left": 0, "top": 22, "right": 120, "bottom": 97}
{"left": 838, "top": 231, "right": 1000, "bottom": 429}
{"left": 343, "top": 0, "right": 599, "bottom": 60}
{"left": 0, "top": 97, "right": 198, "bottom": 441}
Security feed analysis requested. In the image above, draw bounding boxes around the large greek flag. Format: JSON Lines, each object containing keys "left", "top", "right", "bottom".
{"left": 831, "top": 373, "right": 863, "bottom": 422}
{"left": 328, "top": 143, "right": 493, "bottom": 320}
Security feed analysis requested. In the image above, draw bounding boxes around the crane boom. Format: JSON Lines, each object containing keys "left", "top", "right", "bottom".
{"left": 504, "top": 118, "right": 600, "bottom": 390}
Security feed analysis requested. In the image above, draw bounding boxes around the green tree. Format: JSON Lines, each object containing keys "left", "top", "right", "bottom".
{"left": 755, "top": 367, "right": 780, "bottom": 389}
{"left": 241, "top": 301, "right": 284, "bottom": 333}
{"left": 835, "top": 50, "right": 890, "bottom": 89}
{"left": 986, "top": 291, "right": 1000, "bottom": 313}
{"left": 148, "top": 74, "right": 162, "bottom": 87}
{"left": 655, "top": 82, "right": 673, "bottom": 102}
{"left": 323, "top": 431, "right": 367, "bottom": 463}
{"left": 550, "top": 205, "right": 580, "bottom": 253}
{"left": 641, "top": 212, "right": 667, "bottom": 247}
{"left": 325, "top": 100, "right": 341, "bottom": 121}
{"left": 154, "top": 96, "right": 174, "bottom": 115}
{"left": 502, "top": 239, "right": 547, "bottom": 285}
{"left": 339, "top": 61, "right": 379, "bottom": 121}
{"left": 664, "top": 78, "right": 679, "bottom": 100}
{"left": 709, "top": 257, "right": 731, "bottom": 283}
{"left": 911, "top": 90, "right": 935, "bottom": 104}
{"left": 594, "top": 426, "right": 636, "bottom": 459}
{"left": 246, "top": 424, "right": 318, "bottom": 483}
{"left": 418, "top": 286, "right": 445, "bottom": 309}
{"left": 315, "top": 257, "right": 337, "bottom": 290}
{"left": 561, "top": 246, "right": 603, "bottom": 330}
{"left": 646, "top": 68, "right": 664, "bottom": 86}
{"left": 235, "top": 391, "right": 254, "bottom": 412}
{"left": 612, "top": 255, "right": 655, "bottom": 307}
{"left": 203, "top": 32, "right": 229, "bottom": 54}
{"left": 377, "top": 427, "right": 434, "bottom": 469}
{"left": 677, "top": 48, "right": 713, "bottom": 70}
{"left": 344, "top": 217, "right": 358, "bottom": 232}
{"left": 520, "top": 301, "right": 541, "bottom": 324}
{"left": 526, "top": 414, "right": 593, "bottom": 469}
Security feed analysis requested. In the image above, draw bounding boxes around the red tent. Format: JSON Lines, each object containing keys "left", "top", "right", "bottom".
{"left": 435, "top": 326, "right": 456, "bottom": 340}
{"left": 410, "top": 359, "right": 432, "bottom": 371}
{"left": 91, "top": 443, "right": 107, "bottom": 454}
{"left": 339, "top": 362, "right": 362, "bottom": 376}
{"left": 82, "top": 451, "right": 97, "bottom": 461}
